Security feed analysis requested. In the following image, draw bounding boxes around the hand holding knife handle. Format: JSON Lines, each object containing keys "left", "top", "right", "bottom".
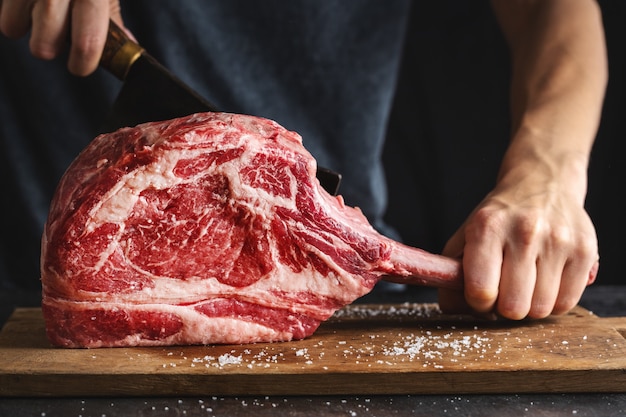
{"left": 100, "top": 20, "right": 144, "bottom": 81}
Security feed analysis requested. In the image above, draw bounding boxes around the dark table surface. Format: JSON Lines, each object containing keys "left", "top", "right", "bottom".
{"left": 1, "top": 284, "right": 625, "bottom": 417}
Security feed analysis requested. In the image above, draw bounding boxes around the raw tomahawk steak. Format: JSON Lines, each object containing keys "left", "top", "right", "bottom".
{"left": 41, "top": 112, "right": 462, "bottom": 348}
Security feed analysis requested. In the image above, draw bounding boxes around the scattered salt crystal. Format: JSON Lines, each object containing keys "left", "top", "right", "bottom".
{"left": 218, "top": 353, "right": 242, "bottom": 366}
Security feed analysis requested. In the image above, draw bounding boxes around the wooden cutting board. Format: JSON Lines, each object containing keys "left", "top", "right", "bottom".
{"left": 1, "top": 304, "right": 625, "bottom": 397}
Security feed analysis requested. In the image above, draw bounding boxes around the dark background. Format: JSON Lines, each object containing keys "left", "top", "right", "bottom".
{"left": 0, "top": 0, "right": 621, "bottom": 315}
{"left": 383, "top": 1, "right": 624, "bottom": 286}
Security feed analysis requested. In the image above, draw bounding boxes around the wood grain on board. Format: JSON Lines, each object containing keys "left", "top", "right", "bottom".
{"left": 1, "top": 304, "right": 625, "bottom": 396}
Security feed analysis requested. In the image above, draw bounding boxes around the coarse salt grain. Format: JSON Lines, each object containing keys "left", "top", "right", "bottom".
{"left": 218, "top": 353, "right": 243, "bottom": 366}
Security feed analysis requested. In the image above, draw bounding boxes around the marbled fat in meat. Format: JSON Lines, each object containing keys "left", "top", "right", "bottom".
{"left": 41, "top": 112, "right": 462, "bottom": 348}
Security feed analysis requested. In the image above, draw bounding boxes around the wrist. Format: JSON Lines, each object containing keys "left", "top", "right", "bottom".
{"left": 497, "top": 128, "right": 590, "bottom": 206}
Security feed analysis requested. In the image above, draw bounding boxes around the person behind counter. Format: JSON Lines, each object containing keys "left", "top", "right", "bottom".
{"left": 0, "top": 0, "right": 607, "bottom": 320}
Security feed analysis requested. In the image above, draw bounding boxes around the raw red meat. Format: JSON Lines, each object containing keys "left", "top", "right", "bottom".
{"left": 41, "top": 112, "right": 462, "bottom": 348}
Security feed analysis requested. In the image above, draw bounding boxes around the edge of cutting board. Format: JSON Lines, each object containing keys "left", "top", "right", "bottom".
{"left": 1, "top": 305, "right": 625, "bottom": 397}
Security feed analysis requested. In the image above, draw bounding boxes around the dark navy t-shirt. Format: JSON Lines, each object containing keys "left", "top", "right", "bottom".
{"left": 0, "top": 1, "right": 410, "bottom": 289}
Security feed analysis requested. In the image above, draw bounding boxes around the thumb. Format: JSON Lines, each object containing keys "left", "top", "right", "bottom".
{"left": 109, "top": 0, "right": 123, "bottom": 25}
{"left": 109, "top": 1, "right": 136, "bottom": 41}
{"left": 442, "top": 227, "right": 465, "bottom": 259}
{"left": 438, "top": 228, "right": 467, "bottom": 314}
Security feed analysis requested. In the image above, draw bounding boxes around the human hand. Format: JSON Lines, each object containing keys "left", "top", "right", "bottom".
{"left": 438, "top": 156, "right": 599, "bottom": 320}
{"left": 0, "top": 0, "right": 124, "bottom": 76}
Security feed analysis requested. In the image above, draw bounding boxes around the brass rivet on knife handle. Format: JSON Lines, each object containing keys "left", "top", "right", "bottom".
{"left": 100, "top": 20, "right": 144, "bottom": 81}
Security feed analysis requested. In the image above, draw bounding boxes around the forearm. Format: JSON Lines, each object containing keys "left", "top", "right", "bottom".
{"left": 491, "top": 0, "right": 607, "bottom": 203}
{"left": 441, "top": 0, "right": 606, "bottom": 319}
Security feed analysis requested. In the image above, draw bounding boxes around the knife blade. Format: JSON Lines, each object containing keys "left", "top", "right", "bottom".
{"left": 99, "top": 20, "right": 341, "bottom": 195}
{"left": 99, "top": 20, "right": 218, "bottom": 132}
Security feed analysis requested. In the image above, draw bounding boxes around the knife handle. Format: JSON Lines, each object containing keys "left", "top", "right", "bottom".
{"left": 100, "top": 20, "right": 144, "bottom": 80}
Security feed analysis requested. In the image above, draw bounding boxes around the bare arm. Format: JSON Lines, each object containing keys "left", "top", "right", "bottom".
{"left": 0, "top": 0, "right": 125, "bottom": 76}
{"left": 439, "top": 0, "right": 607, "bottom": 319}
